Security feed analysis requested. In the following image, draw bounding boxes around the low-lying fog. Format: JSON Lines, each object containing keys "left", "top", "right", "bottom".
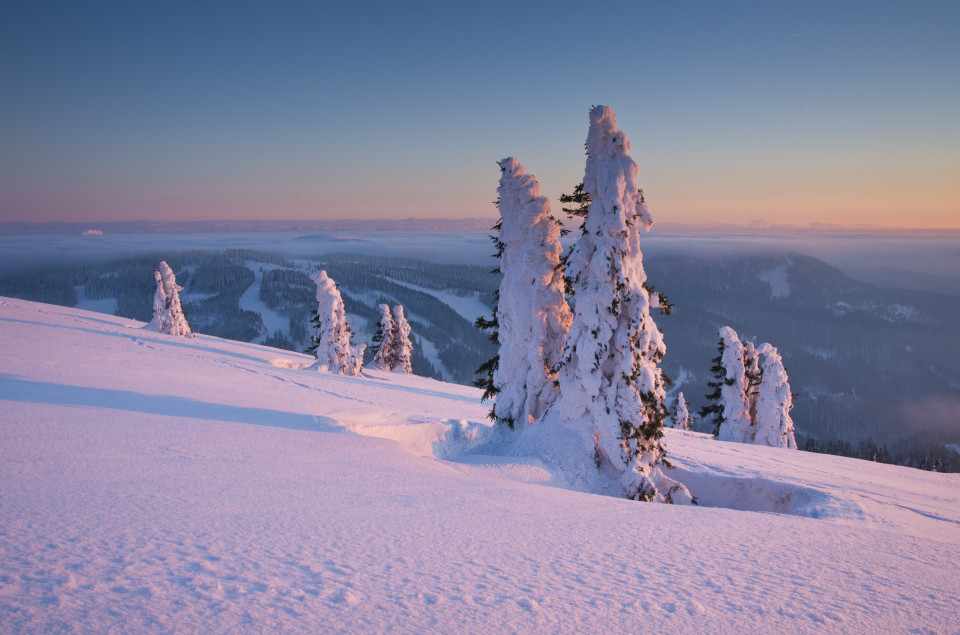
{"left": 2, "top": 230, "right": 958, "bottom": 296}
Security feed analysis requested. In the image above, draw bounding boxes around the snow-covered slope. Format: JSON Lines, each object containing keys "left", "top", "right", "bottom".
{"left": 1, "top": 297, "right": 957, "bottom": 633}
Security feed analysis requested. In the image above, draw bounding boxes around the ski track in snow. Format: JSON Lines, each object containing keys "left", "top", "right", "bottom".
{"left": 72, "top": 283, "right": 118, "bottom": 316}
{"left": 1, "top": 297, "right": 958, "bottom": 633}
{"left": 238, "top": 261, "right": 289, "bottom": 343}
{"left": 380, "top": 276, "right": 491, "bottom": 323}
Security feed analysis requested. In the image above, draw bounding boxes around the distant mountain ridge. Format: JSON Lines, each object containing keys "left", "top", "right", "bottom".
{"left": 0, "top": 217, "right": 498, "bottom": 235}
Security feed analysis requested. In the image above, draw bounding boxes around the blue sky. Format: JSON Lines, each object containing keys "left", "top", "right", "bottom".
{"left": 1, "top": 0, "right": 958, "bottom": 227}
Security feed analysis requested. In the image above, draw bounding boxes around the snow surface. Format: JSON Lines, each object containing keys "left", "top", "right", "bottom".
{"left": 72, "top": 284, "right": 118, "bottom": 316}
{"left": 1, "top": 297, "right": 959, "bottom": 633}
{"left": 758, "top": 264, "right": 791, "bottom": 299}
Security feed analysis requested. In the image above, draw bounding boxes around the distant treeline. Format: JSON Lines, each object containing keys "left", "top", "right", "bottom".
{"left": 799, "top": 431, "right": 960, "bottom": 473}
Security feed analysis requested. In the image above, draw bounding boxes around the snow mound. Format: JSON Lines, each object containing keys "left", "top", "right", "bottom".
{"left": 269, "top": 358, "right": 311, "bottom": 369}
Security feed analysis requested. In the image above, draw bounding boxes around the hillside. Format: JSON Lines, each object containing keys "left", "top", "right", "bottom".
{"left": 3, "top": 245, "right": 959, "bottom": 454}
{"left": 1, "top": 297, "right": 958, "bottom": 632}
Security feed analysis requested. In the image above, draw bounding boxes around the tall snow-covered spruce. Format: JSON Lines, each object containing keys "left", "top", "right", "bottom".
{"left": 754, "top": 343, "right": 798, "bottom": 449}
{"left": 546, "top": 106, "right": 692, "bottom": 504}
{"left": 715, "top": 326, "right": 753, "bottom": 443}
{"left": 489, "top": 157, "right": 571, "bottom": 428}
{"left": 147, "top": 261, "right": 192, "bottom": 337}
{"left": 307, "top": 270, "right": 364, "bottom": 376}
{"left": 389, "top": 305, "right": 413, "bottom": 375}
{"left": 371, "top": 303, "right": 395, "bottom": 371}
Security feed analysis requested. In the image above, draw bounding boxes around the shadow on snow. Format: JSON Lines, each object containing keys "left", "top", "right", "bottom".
{"left": 0, "top": 374, "right": 344, "bottom": 433}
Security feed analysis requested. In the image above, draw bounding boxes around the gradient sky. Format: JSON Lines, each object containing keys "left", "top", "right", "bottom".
{"left": 1, "top": 0, "right": 958, "bottom": 228}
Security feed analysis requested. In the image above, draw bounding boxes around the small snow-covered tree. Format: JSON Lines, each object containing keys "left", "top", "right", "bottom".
{"left": 672, "top": 392, "right": 691, "bottom": 430}
{"left": 549, "top": 106, "right": 693, "bottom": 504}
{"left": 389, "top": 305, "right": 413, "bottom": 375}
{"left": 307, "top": 270, "right": 364, "bottom": 376}
{"left": 490, "top": 157, "right": 571, "bottom": 428}
{"left": 148, "top": 270, "right": 165, "bottom": 331}
{"left": 754, "top": 343, "right": 798, "bottom": 449}
{"left": 715, "top": 326, "right": 753, "bottom": 443}
{"left": 371, "top": 303, "right": 395, "bottom": 371}
{"left": 148, "top": 261, "right": 192, "bottom": 337}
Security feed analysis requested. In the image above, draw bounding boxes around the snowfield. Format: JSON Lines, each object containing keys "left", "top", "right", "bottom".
{"left": 1, "top": 297, "right": 958, "bottom": 633}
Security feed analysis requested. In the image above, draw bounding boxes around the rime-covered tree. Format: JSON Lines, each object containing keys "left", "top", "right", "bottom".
{"left": 307, "top": 270, "right": 364, "bottom": 376}
{"left": 389, "top": 305, "right": 413, "bottom": 375}
{"left": 371, "top": 303, "right": 395, "bottom": 371}
{"left": 672, "top": 392, "right": 691, "bottom": 430}
{"left": 147, "top": 261, "right": 192, "bottom": 337}
{"left": 489, "top": 157, "right": 571, "bottom": 428}
{"left": 704, "top": 327, "right": 798, "bottom": 449}
{"left": 148, "top": 271, "right": 165, "bottom": 331}
{"left": 715, "top": 326, "right": 753, "bottom": 443}
{"left": 743, "top": 340, "right": 762, "bottom": 428}
{"left": 549, "top": 106, "right": 693, "bottom": 504}
{"left": 754, "top": 343, "right": 798, "bottom": 449}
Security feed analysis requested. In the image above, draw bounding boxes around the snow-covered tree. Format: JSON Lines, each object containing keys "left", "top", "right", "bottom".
{"left": 743, "top": 340, "right": 762, "bottom": 426}
{"left": 148, "top": 271, "right": 165, "bottom": 331}
{"left": 147, "top": 261, "right": 192, "bottom": 337}
{"left": 307, "top": 270, "right": 364, "bottom": 376}
{"left": 672, "top": 392, "right": 691, "bottom": 430}
{"left": 389, "top": 305, "right": 413, "bottom": 375}
{"left": 489, "top": 157, "right": 571, "bottom": 428}
{"left": 371, "top": 303, "right": 395, "bottom": 371}
{"left": 715, "top": 326, "right": 753, "bottom": 443}
{"left": 704, "top": 326, "right": 798, "bottom": 449}
{"left": 754, "top": 343, "right": 798, "bottom": 449}
{"left": 549, "top": 106, "right": 693, "bottom": 504}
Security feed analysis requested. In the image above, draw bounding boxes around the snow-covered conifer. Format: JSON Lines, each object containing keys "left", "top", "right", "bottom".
{"left": 389, "top": 305, "right": 413, "bottom": 375}
{"left": 550, "top": 106, "right": 692, "bottom": 504}
{"left": 148, "top": 270, "right": 166, "bottom": 332}
{"left": 743, "top": 340, "right": 762, "bottom": 428}
{"left": 148, "top": 261, "right": 192, "bottom": 337}
{"left": 754, "top": 343, "right": 798, "bottom": 449}
{"left": 490, "top": 157, "right": 571, "bottom": 428}
{"left": 715, "top": 326, "right": 753, "bottom": 443}
{"left": 673, "top": 392, "right": 691, "bottom": 430}
{"left": 371, "top": 303, "right": 395, "bottom": 371}
{"left": 307, "top": 270, "right": 364, "bottom": 376}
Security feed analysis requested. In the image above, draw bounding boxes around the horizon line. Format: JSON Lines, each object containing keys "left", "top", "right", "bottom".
{"left": 2, "top": 217, "right": 959, "bottom": 236}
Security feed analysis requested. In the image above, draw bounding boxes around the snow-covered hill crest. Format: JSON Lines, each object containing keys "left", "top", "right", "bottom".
{"left": 1, "top": 297, "right": 958, "bottom": 632}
